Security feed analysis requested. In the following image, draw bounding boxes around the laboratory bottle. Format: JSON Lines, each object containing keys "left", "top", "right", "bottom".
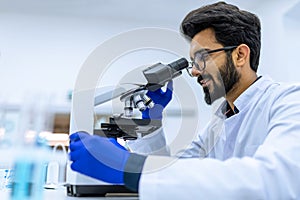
{"left": 10, "top": 92, "right": 52, "bottom": 200}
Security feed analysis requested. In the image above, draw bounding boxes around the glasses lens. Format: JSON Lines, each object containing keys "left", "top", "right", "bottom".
{"left": 194, "top": 52, "right": 206, "bottom": 71}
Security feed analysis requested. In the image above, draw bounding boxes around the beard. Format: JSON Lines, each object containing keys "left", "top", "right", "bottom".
{"left": 198, "top": 54, "right": 240, "bottom": 105}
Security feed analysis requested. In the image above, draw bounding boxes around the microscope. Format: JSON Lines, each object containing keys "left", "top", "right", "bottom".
{"left": 66, "top": 58, "right": 189, "bottom": 197}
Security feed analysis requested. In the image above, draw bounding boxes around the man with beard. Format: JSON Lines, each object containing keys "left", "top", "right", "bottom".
{"left": 69, "top": 2, "right": 300, "bottom": 199}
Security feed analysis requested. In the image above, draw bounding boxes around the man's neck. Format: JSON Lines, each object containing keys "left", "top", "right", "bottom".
{"left": 226, "top": 74, "right": 258, "bottom": 110}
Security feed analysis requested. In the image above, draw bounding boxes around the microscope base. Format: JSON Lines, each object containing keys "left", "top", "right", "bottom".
{"left": 66, "top": 184, "right": 137, "bottom": 197}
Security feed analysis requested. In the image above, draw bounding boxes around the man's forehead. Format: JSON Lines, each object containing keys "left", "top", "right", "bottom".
{"left": 190, "top": 39, "right": 207, "bottom": 59}
{"left": 190, "top": 40, "right": 204, "bottom": 50}
{"left": 189, "top": 29, "right": 219, "bottom": 58}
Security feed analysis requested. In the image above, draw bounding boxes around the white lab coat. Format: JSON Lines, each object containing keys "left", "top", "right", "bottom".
{"left": 128, "top": 76, "right": 300, "bottom": 199}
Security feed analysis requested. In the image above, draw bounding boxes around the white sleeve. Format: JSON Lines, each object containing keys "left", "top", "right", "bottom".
{"left": 138, "top": 86, "right": 300, "bottom": 200}
{"left": 127, "top": 117, "right": 222, "bottom": 158}
{"left": 126, "top": 123, "right": 213, "bottom": 157}
{"left": 176, "top": 113, "right": 225, "bottom": 158}
{"left": 126, "top": 127, "right": 170, "bottom": 156}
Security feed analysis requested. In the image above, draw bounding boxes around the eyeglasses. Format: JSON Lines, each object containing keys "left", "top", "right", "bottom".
{"left": 186, "top": 46, "right": 237, "bottom": 77}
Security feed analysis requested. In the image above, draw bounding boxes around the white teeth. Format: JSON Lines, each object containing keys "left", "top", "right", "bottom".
{"left": 201, "top": 79, "right": 208, "bottom": 84}
{"left": 201, "top": 79, "right": 209, "bottom": 86}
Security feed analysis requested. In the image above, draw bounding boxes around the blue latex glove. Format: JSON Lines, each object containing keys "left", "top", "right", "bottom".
{"left": 69, "top": 132, "right": 129, "bottom": 184}
{"left": 142, "top": 80, "right": 173, "bottom": 119}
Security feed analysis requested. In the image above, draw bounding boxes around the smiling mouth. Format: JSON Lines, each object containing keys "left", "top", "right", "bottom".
{"left": 198, "top": 75, "right": 211, "bottom": 88}
{"left": 199, "top": 79, "right": 211, "bottom": 87}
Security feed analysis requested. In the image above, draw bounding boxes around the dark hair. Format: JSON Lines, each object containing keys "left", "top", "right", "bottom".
{"left": 180, "top": 1, "right": 261, "bottom": 72}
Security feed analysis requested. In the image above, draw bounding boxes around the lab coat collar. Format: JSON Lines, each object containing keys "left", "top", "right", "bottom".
{"left": 233, "top": 75, "right": 273, "bottom": 112}
{"left": 215, "top": 75, "right": 274, "bottom": 118}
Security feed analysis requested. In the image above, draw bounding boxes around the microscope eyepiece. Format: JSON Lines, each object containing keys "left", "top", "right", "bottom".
{"left": 168, "top": 58, "right": 189, "bottom": 72}
{"left": 143, "top": 57, "right": 189, "bottom": 91}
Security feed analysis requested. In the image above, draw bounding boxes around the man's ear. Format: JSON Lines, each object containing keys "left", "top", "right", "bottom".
{"left": 233, "top": 44, "right": 250, "bottom": 68}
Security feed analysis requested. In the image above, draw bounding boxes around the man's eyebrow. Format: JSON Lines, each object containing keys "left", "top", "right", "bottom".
{"left": 195, "top": 48, "right": 210, "bottom": 55}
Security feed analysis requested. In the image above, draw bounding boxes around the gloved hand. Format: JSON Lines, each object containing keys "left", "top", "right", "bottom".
{"left": 142, "top": 80, "right": 173, "bottom": 120}
{"left": 69, "top": 132, "right": 130, "bottom": 184}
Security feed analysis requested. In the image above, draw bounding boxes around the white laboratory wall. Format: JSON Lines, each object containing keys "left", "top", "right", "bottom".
{"left": 255, "top": 0, "right": 300, "bottom": 83}
{"left": 0, "top": 0, "right": 300, "bottom": 144}
{"left": 0, "top": 0, "right": 203, "bottom": 104}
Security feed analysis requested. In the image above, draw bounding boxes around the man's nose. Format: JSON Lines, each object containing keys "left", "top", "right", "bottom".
{"left": 191, "top": 67, "right": 203, "bottom": 77}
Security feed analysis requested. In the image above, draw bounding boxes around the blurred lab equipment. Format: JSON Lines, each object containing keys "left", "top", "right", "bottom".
{"left": 0, "top": 93, "right": 67, "bottom": 200}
